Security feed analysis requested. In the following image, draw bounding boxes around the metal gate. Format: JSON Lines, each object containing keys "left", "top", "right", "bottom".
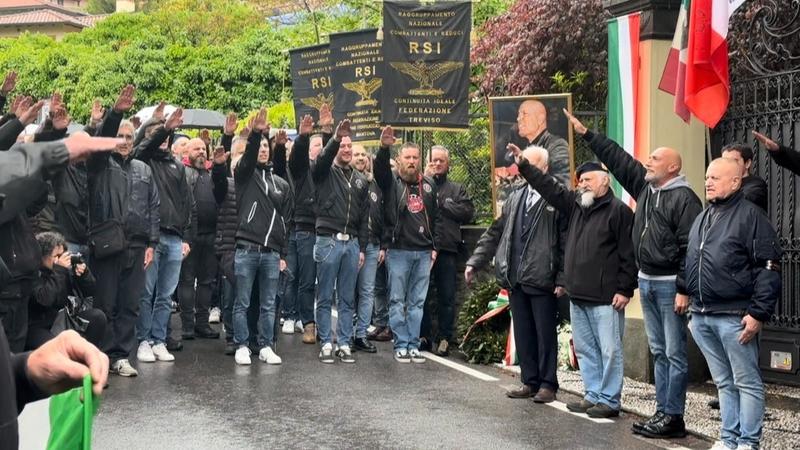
{"left": 710, "top": 1, "right": 800, "bottom": 384}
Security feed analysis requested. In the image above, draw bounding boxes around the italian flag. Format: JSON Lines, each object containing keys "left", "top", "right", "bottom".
{"left": 607, "top": 13, "right": 642, "bottom": 207}
{"left": 658, "top": 0, "right": 691, "bottom": 122}
{"left": 684, "top": 0, "right": 746, "bottom": 128}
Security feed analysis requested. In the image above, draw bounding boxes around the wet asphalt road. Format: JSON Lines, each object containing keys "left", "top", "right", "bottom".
{"left": 89, "top": 316, "right": 711, "bottom": 450}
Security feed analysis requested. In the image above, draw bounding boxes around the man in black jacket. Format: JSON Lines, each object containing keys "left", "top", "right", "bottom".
{"left": 311, "top": 117, "right": 368, "bottom": 364}
{"left": 754, "top": 130, "right": 800, "bottom": 176}
{"left": 466, "top": 145, "right": 565, "bottom": 403}
{"left": 510, "top": 144, "right": 637, "bottom": 419}
{"left": 421, "top": 145, "right": 474, "bottom": 356}
{"left": 132, "top": 104, "right": 194, "bottom": 364}
{"left": 351, "top": 143, "right": 383, "bottom": 354}
{"left": 564, "top": 110, "right": 703, "bottom": 437}
{"left": 177, "top": 138, "right": 220, "bottom": 341}
{"left": 685, "top": 157, "right": 781, "bottom": 450}
{"left": 231, "top": 108, "right": 291, "bottom": 366}
{"left": 375, "top": 126, "right": 441, "bottom": 364}
{"left": 720, "top": 144, "right": 768, "bottom": 212}
{"left": 89, "top": 91, "right": 161, "bottom": 377}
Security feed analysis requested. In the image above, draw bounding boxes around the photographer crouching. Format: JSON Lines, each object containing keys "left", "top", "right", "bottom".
{"left": 26, "top": 232, "right": 106, "bottom": 350}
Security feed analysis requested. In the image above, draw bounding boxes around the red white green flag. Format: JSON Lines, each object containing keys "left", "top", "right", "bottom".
{"left": 607, "top": 12, "right": 642, "bottom": 208}
{"left": 658, "top": 0, "right": 691, "bottom": 122}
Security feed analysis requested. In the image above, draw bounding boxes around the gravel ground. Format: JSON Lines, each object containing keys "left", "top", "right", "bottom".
{"left": 496, "top": 365, "right": 800, "bottom": 450}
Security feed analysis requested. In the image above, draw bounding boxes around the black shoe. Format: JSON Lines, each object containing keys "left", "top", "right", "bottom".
{"left": 195, "top": 326, "right": 220, "bottom": 339}
{"left": 586, "top": 403, "right": 620, "bottom": 418}
{"left": 181, "top": 331, "right": 195, "bottom": 340}
{"left": 353, "top": 337, "right": 377, "bottom": 353}
{"left": 419, "top": 337, "right": 432, "bottom": 352}
{"left": 708, "top": 398, "right": 720, "bottom": 410}
{"left": 633, "top": 411, "right": 665, "bottom": 434}
{"left": 566, "top": 399, "right": 595, "bottom": 413}
{"left": 224, "top": 341, "right": 236, "bottom": 355}
{"left": 166, "top": 336, "right": 183, "bottom": 352}
{"left": 638, "top": 414, "right": 687, "bottom": 439}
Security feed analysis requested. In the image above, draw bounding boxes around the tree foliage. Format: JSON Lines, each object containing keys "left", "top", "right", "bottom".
{"left": 471, "top": 0, "right": 609, "bottom": 109}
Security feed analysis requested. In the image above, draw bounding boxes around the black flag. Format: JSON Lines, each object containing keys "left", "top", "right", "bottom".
{"left": 329, "top": 29, "right": 383, "bottom": 143}
{"left": 381, "top": 0, "right": 471, "bottom": 129}
{"left": 289, "top": 44, "right": 333, "bottom": 130}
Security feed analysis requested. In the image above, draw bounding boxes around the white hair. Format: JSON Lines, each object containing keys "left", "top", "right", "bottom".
{"left": 430, "top": 145, "right": 450, "bottom": 159}
{"left": 523, "top": 145, "right": 549, "bottom": 166}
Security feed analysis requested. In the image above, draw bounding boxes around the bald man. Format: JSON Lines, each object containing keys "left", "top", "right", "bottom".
{"left": 565, "top": 110, "right": 702, "bottom": 438}
{"left": 496, "top": 100, "right": 571, "bottom": 187}
{"left": 467, "top": 145, "right": 566, "bottom": 403}
{"left": 176, "top": 138, "right": 220, "bottom": 341}
{"left": 685, "top": 158, "right": 781, "bottom": 450}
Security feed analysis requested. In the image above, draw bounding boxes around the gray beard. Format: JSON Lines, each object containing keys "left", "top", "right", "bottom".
{"left": 578, "top": 190, "right": 596, "bottom": 208}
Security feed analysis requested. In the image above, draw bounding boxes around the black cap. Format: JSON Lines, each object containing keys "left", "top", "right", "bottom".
{"left": 576, "top": 161, "right": 608, "bottom": 178}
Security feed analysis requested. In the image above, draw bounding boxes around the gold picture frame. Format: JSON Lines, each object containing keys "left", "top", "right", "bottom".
{"left": 488, "top": 93, "right": 575, "bottom": 217}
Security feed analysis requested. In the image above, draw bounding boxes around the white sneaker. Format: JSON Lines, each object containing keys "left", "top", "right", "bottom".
{"left": 235, "top": 346, "right": 252, "bottom": 365}
{"left": 110, "top": 359, "right": 139, "bottom": 377}
{"left": 282, "top": 319, "right": 295, "bottom": 334}
{"left": 259, "top": 346, "right": 282, "bottom": 364}
{"left": 137, "top": 341, "right": 155, "bottom": 363}
{"left": 151, "top": 343, "right": 175, "bottom": 362}
{"left": 208, "top": 307, "right": 221, "bottom": 324}
{"left": 710, "top": 442, "right": 733, "bottom": 450}
{"left": 294, "top": 320, "right": 304, "bottom": 333}
{"left": 367, "top": 325, "right": 377, "bottom": 334}
{"left": 735, "top": 445, "right": 755, "bottom": 450}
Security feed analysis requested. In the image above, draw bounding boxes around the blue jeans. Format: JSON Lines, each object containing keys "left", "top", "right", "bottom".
{"left": 387, "top": 249, "right": 432, "bottom": 352}
{"left": 136, "top": 233, "right": 183, "bottom": 345}
{"left": 355, "top": 243, "right": 380, "bottom": 338}
{"left": 570, "top": 302, "right": 625, "bottom": 410}
{"left": 233, "top": 247, "right": 280, "bottom": 348}
{"left": 640, "top": 278, "right": 688, "bottom": 415}
{"left": 690, "top": 314, "right": 764, "bottom": 449}
{"left": 282, "top": 231, "right": 317, "bottom": 324}
{"left": 373, "top": 263, "right": 389, "bottom": 327}
{"left": 315, "top": 236, "right": 359, "bottom": 346}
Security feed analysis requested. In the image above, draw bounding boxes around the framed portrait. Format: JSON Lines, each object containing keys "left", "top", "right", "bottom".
{"left": 489, "top": 94, "right": 575, "bottom": 216}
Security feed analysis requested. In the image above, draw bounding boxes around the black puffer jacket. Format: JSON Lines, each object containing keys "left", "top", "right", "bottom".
{"left": 433, "top": 174, "right": 474, "bottom": 253}
{"left": 234, "top": 131, "right": 292, "bottom": 257}
{"left": 312, "top": 137, "right": 369, "bottom": 252}
{"left": 374, "top": 145, "right": 440, "bottom": 250}
{"left": 468, "top": 184, "right": 566, "bottom": 291}
{"left": 212, "top": 162, "right": 237, "bottom": 257}
{"left": 583, "top": 131, "right": 703, "bottom": 294}
{"left": 685, "top": 190, "right": 782, "bottom": 322}
{"left": 134, "top": 123, "right": 195, "bottom": 242}
{"left": 518, "top": 158, "right": 637, "bottom": 304}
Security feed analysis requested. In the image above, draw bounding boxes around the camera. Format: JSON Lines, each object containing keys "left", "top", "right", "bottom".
{"left": 70, "top": 253, "right": 84, "bottom": 266}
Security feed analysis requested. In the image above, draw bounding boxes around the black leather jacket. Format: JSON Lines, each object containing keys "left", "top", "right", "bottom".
{"left": 432, "top": 174, "right": 474, "bottom": 253}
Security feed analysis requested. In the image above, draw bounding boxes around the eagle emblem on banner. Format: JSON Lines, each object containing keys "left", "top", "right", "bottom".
{"left": 389, "top": 60, "right": 464, "bottom": 96}
{"left": 343, "top": 78, "right": 382, "bottom": 107}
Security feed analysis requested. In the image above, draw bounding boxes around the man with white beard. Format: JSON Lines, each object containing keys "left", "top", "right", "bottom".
{"left": 508, "top": 144, "right": 637, "bottom": 419}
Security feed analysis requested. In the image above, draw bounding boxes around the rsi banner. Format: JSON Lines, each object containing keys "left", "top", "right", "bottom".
{"left": 381, "top": 0, "right": 471, "bottom": 129}
{"left": 289, "top": 44, "right": 333, "bottom": 131}
{"left": 329, "top": 29, "right": 383, "bottom": 143}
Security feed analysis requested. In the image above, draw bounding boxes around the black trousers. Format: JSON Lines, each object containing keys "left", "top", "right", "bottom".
{"left": 509, "top": 286, "right": 559, "bottom": 391}
{"left": 421, "top": 250, "right": 457, "bottom": 342}
{"left": 26, "top": 307, "right": 108, "bottom": 350}
{"left": 91, "top": 246, "right": 146, "bottom": 363}
{"left": 178, "top": 238, "right": 218, "bottom": 332}
{"left": 0, "top": 280, "right": 33, "bottom": 353}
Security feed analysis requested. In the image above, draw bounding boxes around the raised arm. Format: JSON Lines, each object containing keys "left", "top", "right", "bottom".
{"left": 234, "top": 107, "right": 267, "bottom": 184}
{"left": 374, "top": 126, "right": 397, "bottom": 191}
{"left": 312, "top": 119, "right": 349, "bottom": 183}
{"left": 289, "top": 115, "right": 313, "bottom": 177}
{"left": 515, "top": 153, "right": 576, "bottom": 216}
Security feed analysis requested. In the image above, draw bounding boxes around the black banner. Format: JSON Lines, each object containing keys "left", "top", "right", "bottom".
{"left": 380, "top": 0, "right": 471, "bottom": 129}
{"left": 289, "top": 43, "right": 333, "bottom": 130}
{"left": 329, "top": 29, "right": 383, "bottom": 143}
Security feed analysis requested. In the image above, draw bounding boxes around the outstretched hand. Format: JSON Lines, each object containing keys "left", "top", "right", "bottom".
{"left": 90, "top": 99, "right": 105, "bottom": 127}
{"left": 165, "top": 107, "right": 183, "bottom": 131}
{"left": 152, "top": 100, "right": 167, "bottom": 121}
{"left": 752, "top": 130, "right": 779, "bottom": 152}
{"left": 113, "top": 85, "right": 136, "bottom": 114}
{"left": 52, "top": 106, "right": 71, "bottom": 130}
{"left": 563, "top": 108, "right": 587, "bottom": 135}
{"left": 26, "top": 330, "right": 109, "bottom": 397}
{"left": 212, "top": 146, "right": 230, "bottom": 165}
{"left": 1, "top": 71, "right": 17, "bottom": 96}
{"left": 319, "top": 103, "right": 333, "bottom": 132}
{"left": 334, "top": 119, "right": 351, "bottom": 140}
{"left": 506, "top": 143, "right": 523, "bottom": 165}
{"left": 250, "top": 107, "right": 269, "bottom": 134}
{"left": 274, "top": 129, "right": 288, "bottom": 145}
{"left": 64, "top": 133, "right": 124, "bottom": 162}
{"left": 380, "top": 126, "right": 396, "bottom": 147}
{"left": 224, "top": 112, "right": 238, "bottom": 136}
{"left": 298, "top": 114, "right": 314, "bottom": 136}
{"left": 18, "top": 99, "right": 45, "bottom": 126}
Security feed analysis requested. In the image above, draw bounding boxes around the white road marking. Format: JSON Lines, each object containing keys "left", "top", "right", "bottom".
{"left": 545, "top": 400, "right": 616, "bottom": 424}
{"left": 421, "top": 351, "right": 499, "bottom": 382}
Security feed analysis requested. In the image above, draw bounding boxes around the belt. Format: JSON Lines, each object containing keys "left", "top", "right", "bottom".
{"left": 332, "top": 233, "right": 352, "bottom": 241}
{"left": 236, "top": 242, "right": 276, "bottom": 253}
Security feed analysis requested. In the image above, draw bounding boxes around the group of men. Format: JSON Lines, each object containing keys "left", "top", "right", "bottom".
{"left": 0, "top": 75, "right": 476, "bottom": 379}
{"left": 468, "top": 106, "right": 782, "bottom": 450}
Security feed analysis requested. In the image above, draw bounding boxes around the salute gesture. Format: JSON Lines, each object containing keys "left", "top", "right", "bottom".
{"left": 152, "top": 100, "right": 167, "bottom": 121}
{"left": 298, "top": 114, "right": 314, "bottom": 136}
{"left": 274, "top": 129, "right": 288, "bottom": 146}
{"left": 1, "top": 71, "right": 17, "bottom": 96}
{"left": 18, "top": 97, "right": 45, "bottom": 126}
{"left": 113, "top": 85, "right": 136, "bottom": 114}
{"left": 165, "top": 107, "right": 183, "bottom": 131}
{"left": 505, "top": 142, "right": 523, "bottom": 165}
{"left": 380, "top": 125, "right": 396, "bottom": 147}
{"left": 319, "top": 103, "right": 333, "bottom": 134}
{"left": 212, "top": 146, "right": 230, "bottom": 165}
{"left": 334, "top": 119, "right": 351, "bottom": 141}
{"left": 249, "top": 107, "right": 269, "bottom": 134}
{"left": 89, "top": 99, "right": 105, "bottom": 128}
{"left": 563, "top": 108, "right": 587, "bottom": 135}
{"left": 223, "top": 112, "right": 238, "bottom": 136}
{"left": 752, "top": 130, "right": 779, "bottom": 152}
{"left": 52, "top": 105, "right": 71, "bottom": 131}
